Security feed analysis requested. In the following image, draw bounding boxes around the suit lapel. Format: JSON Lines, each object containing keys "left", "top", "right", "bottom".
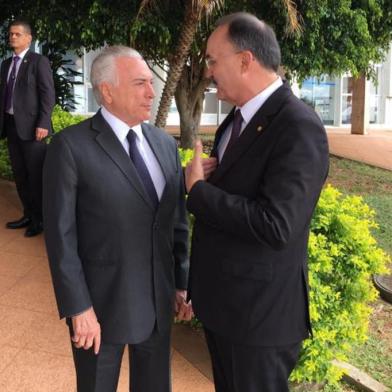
{"left": 14, "top": 50, "right": 31, "bottom": 86}
{"left": 141, "top": 123, "right": 171, "bottom": 183}
{"left": 92, "top": 112, "right": 155, "bottom": 210}
{"left": 141, "top": 123, "right": 173, "bottom": 206}
{"left": 209, "top": 82, "right": 293, "bottom": 184}
{"left": 210, "top": 113, "right": 234, "bottom": 158}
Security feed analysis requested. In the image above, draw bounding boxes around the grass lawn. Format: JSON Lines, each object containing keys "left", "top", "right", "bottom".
{"left": 327, "top": 155, "right": 392, "bottom": 256}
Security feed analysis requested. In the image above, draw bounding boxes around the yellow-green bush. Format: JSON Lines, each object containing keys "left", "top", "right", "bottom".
{"left": 291, "top": 185, "right": 388, "bottom": 384}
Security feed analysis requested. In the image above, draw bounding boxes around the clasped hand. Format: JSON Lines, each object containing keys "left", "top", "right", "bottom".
{"left": 175, "top": 290, "right": 193, "bottom": 321}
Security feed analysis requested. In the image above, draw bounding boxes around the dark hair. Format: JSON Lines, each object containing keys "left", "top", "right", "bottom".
{"left": 9, "top": 19, "right": 32, "bottom": 35}
{"left": 216, "top": 12, "right": 281, "bottom": 72}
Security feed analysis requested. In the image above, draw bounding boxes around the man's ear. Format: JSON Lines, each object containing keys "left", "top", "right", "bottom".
{"left": 100, "top": 82, "right": 113, "bottom": 104}
{"left": 240, "top": 50, "right": 254, "bottom": 73}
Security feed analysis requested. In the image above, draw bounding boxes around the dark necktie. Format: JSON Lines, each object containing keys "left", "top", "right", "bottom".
{"left": 127, "top": 129, "right": 159, "bottom": 208}
{"left": 225, "top": 109, "right": 243, "bottom": 152}
{"left": 4, "top": 56, "right": 20, "bottom": 112}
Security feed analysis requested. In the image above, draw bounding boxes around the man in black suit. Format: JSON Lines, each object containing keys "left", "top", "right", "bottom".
{"left": 0, "top": 20, "right": 55, "bottom": 237}
{"left": 43, "top": 46, "right": 191, "bottom": 392}
{"left": 185, "top": 13, "right": 329, "bottom": 392}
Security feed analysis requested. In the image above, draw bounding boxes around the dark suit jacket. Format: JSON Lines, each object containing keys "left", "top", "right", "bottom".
{"left": 43, "top": 112, "right": 189, "bottom": 344}
{"left": 0, "top": 50, "right": 55, "bottom": 140}
{"left": 187, "top": 82, "right": 329, "bottom": 347}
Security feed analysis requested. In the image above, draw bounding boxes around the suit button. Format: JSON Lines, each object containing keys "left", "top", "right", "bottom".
{"left": 153, "top": 223, "right": 159, "bottom": 230}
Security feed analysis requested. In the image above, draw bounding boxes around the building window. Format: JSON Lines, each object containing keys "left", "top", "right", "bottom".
{"left": 341, "top": 76, "right": 353, "bottom": 124}
{"left": 300, "top": 76, "right": 336, "bottom": 125}
{"left": 369, "top": 65, "right": 382, "bottom": 124}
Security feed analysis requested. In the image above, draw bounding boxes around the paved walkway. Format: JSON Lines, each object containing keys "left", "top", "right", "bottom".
{"left": 167, "top": 125, "right": 392, "bottom": 171}
{"left": 0, "top": 127, "right": 391, "bottom": 391}
{"left": 326, "top": 127, "right": 392, "bottom": 171}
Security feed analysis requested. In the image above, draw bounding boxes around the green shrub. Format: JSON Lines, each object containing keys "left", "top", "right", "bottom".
{"left": 0, "top": 106, "right": 87, "bottom": 180}
{"left": 0, "top": 140, "right": 12, "bottom": 180}
{"left": 177, "top": 150, "right": 389, "bottom": 387}
{"left": 51, "top": 105, "right": 87, "bottom": 133}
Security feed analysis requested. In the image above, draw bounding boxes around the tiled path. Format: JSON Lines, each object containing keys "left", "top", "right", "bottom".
{"left": 326, "top": 127, "right": 392, "bottom": 171}
{"left": 0, "top": 127, "right": 391, "bottom": 391}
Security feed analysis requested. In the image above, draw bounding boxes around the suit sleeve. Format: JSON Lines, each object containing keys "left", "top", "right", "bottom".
{"left": 36, "top": 55, "right": 55, "bottom": 130}
{"left": 187, "top": 118, "right": 329, "bottom": 250}
{"left": 43, "top": 133, "right": 92, "bottom": 319}
{"left": 172, "top": 140, "right": 189, "bottom": 289}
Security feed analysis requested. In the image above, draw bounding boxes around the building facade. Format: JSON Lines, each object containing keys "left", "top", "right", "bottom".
{"left": 3, "top": 43, "right": 390, "bottom": 129}
{"left": 67, "top": 44, "right": 392, "bottom": 130}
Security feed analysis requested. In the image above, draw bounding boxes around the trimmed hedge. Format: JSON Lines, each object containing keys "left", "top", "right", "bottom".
{"left": 178, "top": 148, "right": 389, "bottom": 386}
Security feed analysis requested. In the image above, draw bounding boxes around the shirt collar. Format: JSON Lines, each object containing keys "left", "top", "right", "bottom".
{"left": 237, "top": 76, "right": 283, "bottom": 125}
{"left": 101, "top": 106, "right": 143, "bottom": 143}
{"left": 13, "top": 47, "right": 29, "bottom": 61}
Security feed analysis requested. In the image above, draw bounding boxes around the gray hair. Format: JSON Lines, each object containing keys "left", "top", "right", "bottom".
{"left": 216, "top": 12, "right": 281, "bottom": 72}
{"left": 90, "top": 45, "right": 143, "bottom": 105}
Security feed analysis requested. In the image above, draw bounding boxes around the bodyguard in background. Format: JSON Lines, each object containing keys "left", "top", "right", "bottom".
{"left": 185, "top": 13, "right": 329, "bottom": 391}
{"left": 0, "top": 19, "right": 55, "bottom": 237}
{"left": 43, "top": 46, "right": 190, "bottom": 392}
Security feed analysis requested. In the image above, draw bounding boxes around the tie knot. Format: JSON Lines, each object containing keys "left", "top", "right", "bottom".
{"left": 233, "top": 109, "right": 243, "bottom": 128}
{"left": 13, "top": 56, "right": 20, "bottom": 63}
{"left": 127, "top": 129, "right": 137, "bottom": 144}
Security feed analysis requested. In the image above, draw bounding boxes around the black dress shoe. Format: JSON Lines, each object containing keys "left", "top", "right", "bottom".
{"left": 6, "top": 216, "right": 31, "bottom": 229}
{"left": 24, "top": 221, "right": 43, "bottom": 237}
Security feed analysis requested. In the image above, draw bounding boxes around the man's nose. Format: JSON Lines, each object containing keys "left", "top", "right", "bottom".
{"left": 205, "top": 67, "right": 213, "bottom": 79}
{"left": 147, "top": 83, "right": 155, "bottom": 98}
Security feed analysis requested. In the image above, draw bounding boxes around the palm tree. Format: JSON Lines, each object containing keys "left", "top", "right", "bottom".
{"left": 136, "top": 0, "right": 301, "bottom": 146}
{"left": 137, "top": 0, "right": 224, "bottom": 129}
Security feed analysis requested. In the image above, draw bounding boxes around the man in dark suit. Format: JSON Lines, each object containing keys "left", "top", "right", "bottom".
{"left": 185, "top": 13, "right": 329, "bottom": 392}
{"left": 43, "top": 46, "right": 190, "bottom": 392}
{"left": 0, "top": 19, "right": 55, "bottom": 237}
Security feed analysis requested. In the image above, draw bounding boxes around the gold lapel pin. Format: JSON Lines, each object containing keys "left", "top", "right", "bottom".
{"left": 257, "top": 125, "right": 263, "bottom": 132}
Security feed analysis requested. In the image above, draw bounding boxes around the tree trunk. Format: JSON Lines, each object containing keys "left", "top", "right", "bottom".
{"left": 351, "top": 73, "right": 368, "bottom": 135}
{"left": 154, "top": 0, "right": 201, "bottom": 128}
{"left": 174, "top": 56, "right": 210, "bottom": 149}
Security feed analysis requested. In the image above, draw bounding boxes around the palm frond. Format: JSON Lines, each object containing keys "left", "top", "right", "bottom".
{"left": 282, "top": 0, "right": 303, "bottom": 35}
{"left": 136, "top": 0, "right": 154, "bottom": 19}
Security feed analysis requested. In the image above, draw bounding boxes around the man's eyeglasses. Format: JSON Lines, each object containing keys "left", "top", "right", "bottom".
{"left": 205, "top": 51, "right": 242, "bottom": 69}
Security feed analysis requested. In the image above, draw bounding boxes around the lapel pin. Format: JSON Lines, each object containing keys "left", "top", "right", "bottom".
{"left": 257, "top": 125, "right": 263, "bottom": 132}
{"left": 23, "top": 59, "right": 28, "bottom": 63}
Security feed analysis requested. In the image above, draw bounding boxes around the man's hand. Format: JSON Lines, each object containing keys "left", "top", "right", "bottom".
{"left": 174, "top": 290, "right": 194, "bottom": 321}
{"left": 35, "top": 127, "right": 48, "bottom": 141}
{"left": 201, "top": 157, "right": 217, "bottom": 179}
{"left": 71, "top": 307, "right": 101, "bottom": 354}
{"left": 185, "top": 140, "right": 205, "bottom": 193}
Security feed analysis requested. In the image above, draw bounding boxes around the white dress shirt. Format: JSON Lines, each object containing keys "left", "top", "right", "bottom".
{"left": 217, "top": 77, "right": 283, "bottom": 161}
{"left": 7, "top": 47, "right": 29, "bottom": 114}
{"left": 101, "top": 106, "right": 166, "bottom": 200}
